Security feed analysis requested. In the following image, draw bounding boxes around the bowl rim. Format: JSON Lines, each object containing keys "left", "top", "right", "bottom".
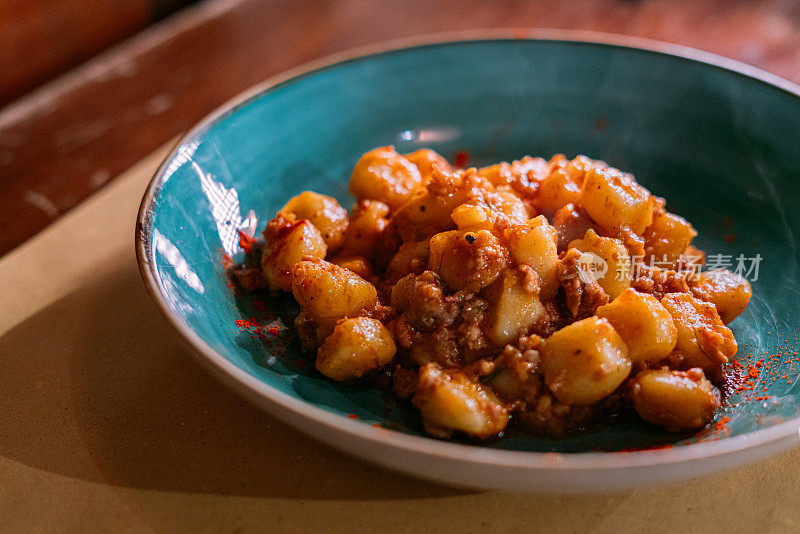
{"left": 135, "top": 28, "right": 800, "bottom": 471}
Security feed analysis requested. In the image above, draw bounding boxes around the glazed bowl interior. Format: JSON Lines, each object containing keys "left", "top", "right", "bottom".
{"left": 140, "top": 37, "right": 800, "bottom": 454}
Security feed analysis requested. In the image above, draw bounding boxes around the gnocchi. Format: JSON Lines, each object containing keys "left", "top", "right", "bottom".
{"left": 580, "top": 167, "right": 653, "bottom": 234}
{"left": 261, "top": 218, "right": 327, "bottom": 291}
{"left": 485, "top": 268, "right": 547, "bottom": 346}
{"left": 232, "top": 148, "right": 754, "bottom": 442}
{"left": 349, "top": 146, "right": 423, "bottom": 209}
{"left": 505, "top": 215, "right": 560, "bottom": 299}
{"left": 291, "top": 258, "right": 377, "bottom": 321}
{"left": 660, "top": 292, "right": 737, "bottom": 381}
{"left": 412, "top": 363, "right": 509, "bottom": 439}
{"left": 316, "top": 317, "right": 396, "bottom": 381}
{"left": 542, "top": 317, "right": 632, "bottom": 406}
{"left": 629, "top": 368, "right": 720, "bottom": 432}
{"left": 568, "top": 229, "right": 631, "bottom": 300}
{"left": 596, "top": 288, "right": 677, "bottom": 363}
{"left": 279, "top": 191, "right": 349, "bottom": 251}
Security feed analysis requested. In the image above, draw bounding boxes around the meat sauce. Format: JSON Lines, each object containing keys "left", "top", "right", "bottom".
{"left": 232, "top": 146, "right": 752, "bottom": 440}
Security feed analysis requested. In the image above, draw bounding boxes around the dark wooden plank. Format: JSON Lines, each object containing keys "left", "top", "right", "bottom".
{"left": 0, "top": 0, "right": 203, "bottom": 104}
{"left": 1, "top": 0, "right": 799, "bottom": 256}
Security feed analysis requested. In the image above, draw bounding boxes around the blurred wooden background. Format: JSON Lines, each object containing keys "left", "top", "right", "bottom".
{"left": 1, "top": 0, "right": 800, "bottom": 256}
{"left": 0, "top": 0, "right": 198, "bottom": 104}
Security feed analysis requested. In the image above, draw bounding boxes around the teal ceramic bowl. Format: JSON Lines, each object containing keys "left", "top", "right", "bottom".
{"left": 136, "top": 31, "right": 800, "bottom": 492}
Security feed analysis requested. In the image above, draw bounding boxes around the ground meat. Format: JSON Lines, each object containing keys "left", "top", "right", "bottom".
{"left": 231, "top": 266, "right": 266, "bottom": 292}
{"left": 392, "top": 366, "right": 418, "bottom": 399}
{"left": 456, "top": 297, "right": 493, "bottom": 362}
{"left": 552, "top": 204, "right": 593, "bottom": 252}
{"left": 518, "top": 264, "right": 540, "bottom": 294}
{"left": 293, "top": 311, "right": 331, "bottom": 353}
{"left": 408, "top": 326, "right": 461, "bottom": 367}
{"left": 365, "top": 304, "right": 396, "bottom": 323}
{"left": 516, "top": 392, "right": 598, "bottom": 436}
{"left": 617, "top": 226, "right": 646, "bottom": 258}
{"left": 632, "top": 264, "right": 691, "bottom": 299}
{"left": 555, "top": 248, "right": 609, "bottom": 318}
{"left": 393, "top": 271, "right": 459, "bottom": 331}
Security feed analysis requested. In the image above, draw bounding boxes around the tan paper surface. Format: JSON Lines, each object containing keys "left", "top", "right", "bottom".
{"left": 1, "top": 145, "right": 799, "bottom": 533}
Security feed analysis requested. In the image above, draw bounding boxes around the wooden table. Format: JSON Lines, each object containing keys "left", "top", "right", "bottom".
{"left": 2, "top": 0, "right": 800, "bottom": 257}
{"left": 2, "top": 143, "right": 799, "bottom": 532}
{"left": 3, "top": 1, "right": 800, "bottom": 530}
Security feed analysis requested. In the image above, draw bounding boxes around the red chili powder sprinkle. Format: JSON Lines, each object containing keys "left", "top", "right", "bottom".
{"left": 714, "top": 416, "right": 731, "bottom": 431}
{"left": 454, "top": 150, "right": 470, "bottom": 168}
{"left": 373, "top": 423, "right": 382, "bottom": 428}
{"left": 235, "top": 318, "right": 257, "bottom": 329}
{"left": 235, "top": 317, "right": 281, "bottom": 340}
{"left": 348, "top": 414, "right": 358, "bottom": 420}
{"left": 220, "top": 251, "right": 234, "bottom": 270}
{"left": 748, "top": 365, "right": 760, "bottom": 378}
{"left": 237, "top": 230, "right": 258, "bottom": 254}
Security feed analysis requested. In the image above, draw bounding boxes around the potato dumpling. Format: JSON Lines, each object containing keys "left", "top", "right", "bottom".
{"left": 643, "top": 208, "right": 697, "bottom": 262}
{"left": 279, "top": 191, "right": 349, "bottom": 252}
{"left": 596, "top": 288, "right": 677, "bottom": 363}
{"left": 485, "top": 269, "right": 546, "bottom": 346}
{"left": 330, "top": 255, "right": 373, "bottom": 280}
{"left": 562, "top": 154, "right": 599, "bottom": 187}
{"left": 412, "top": 363, "right": 509, "bottom": 439}
{"left": 505, "top": 215, "right": 560, "bottom": 299}
{"left": 537, "top": 168, "right": 581, "bottom": 216}
{"left": 261, "top": 219, "right": 327, "bottom": 291}
{"left": 391, "top": 189, "right": 459, "bottom": 242}
{"left": 568, "top": 229, "right": 631, "bottom": 299}
{"left": 688, "top": 270, "right": 752, "bottom": 324}
{"left": 542, "top": 317, "right": 632, "bottom": 406}
{"left": 496, "top": 190, "right": 530, "bottom": 224}
{"left": 339, "top": 200, "right": 390, "bottom": 258}
{"left": 390, "top": 168, "right": 478, "bottom": 241}
{"left": 428, "top": 229, "right": 508, "bottom": 293}
{"left": 580, "top": 167, "right": 654, "bottom": 235}
{"left": 385, "top": 240, "right": 429, "bottom": 279}
{"left": 450, "top": 203, "right": 496, "bottom": 231}
{"left": 479, "top": 157, "right": 548, "bottom": 187}
{"left": 291, "top": 258, "right": 377, "bottom": 320}
{"left": 316, "top": 317, "right": 396, "bottom": 381}
{"left": 477, "top": 162, "right": 513, "bottom": 187}
{"left": 629, "top": 368, "right": 720, "bottom": 432}
{"left": 349, "top": 146, "right": 423, "bottom": 209}
{"left": 660, "top": 293, "right": 737, "bottom": 381}
{"left": 404, "top": 148, "right": 451, "bottom": 178}
{"left": 511, "top": 156, "right": 549, "bottom": 183}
